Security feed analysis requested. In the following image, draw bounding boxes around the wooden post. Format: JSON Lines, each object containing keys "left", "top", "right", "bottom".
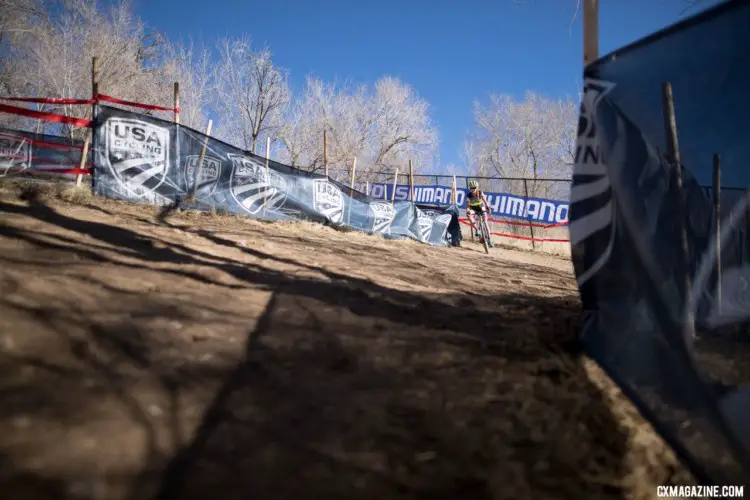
{"left": 75, "top": 135, "right": 90, "bottom": 187}
{"left": 391, "top": 168, "right": 399, "bottom": 203}
{"left": 263, "top": 136, "right": 271, "bottom": 217}
{"left": 91, "top": 56, "right": 99, "bottom": 145}
{"left": 173, "top": 82, "right": 180, "bottom": 124}
{"left": 468, "top": 177, "right": 475, "bottom": 242}
{"left": 76, "top": 57, "right": 98, "bottom": 187}
{"left": 451, "top": 175, "right": 457, "bottom": 205}
{"left": 661, "top": 81, "right": 693, "bottom": 338}
{"left": 523, "top": 179, "right": 536, "bottom": 250}
{"left": 92, "top": 56, "right": 99, "bottom": 97}
{"left": 347, "top": 157, "right": 357, "bottom": 224}
{"left": 713, "top": 153, "right": 721, "bottom": 312}
{"left": 323, "top": 129, "right": 328, "bottom": 177}
{"left": 366, "top": 182, "right": 370, "bottom": 196}
{"left": 349, "top": 157, "right": 357, "bottom": 191}
{"left": 187, "top": 119, "right": 213, "bottom": 201}
{"left": 409, "top": 160, "right": 414, "bottom": 201}
{"left": 583, "top": 0, "right": 599, "bottom": 67}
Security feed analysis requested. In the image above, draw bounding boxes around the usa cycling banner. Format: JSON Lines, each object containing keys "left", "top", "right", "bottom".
{"left": 569, "top": 0, "right": 750, "bottom": 486}
{"left": 0, "top": 126, "right": 89, "bottom": 178}
{"left": 90, "top": 104, "right": 457, "bottom": 246}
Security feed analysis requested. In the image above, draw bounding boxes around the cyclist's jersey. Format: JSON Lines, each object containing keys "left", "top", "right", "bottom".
{"left": 467, "top": 189, "right": 484, "bottom": 208}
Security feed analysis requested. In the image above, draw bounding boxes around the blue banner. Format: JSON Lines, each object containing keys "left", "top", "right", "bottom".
{"left": 0, "top": 127, "right": 88, "bottom": 178}
{"left": 366, "top": 183, "right": 569, "bottom": 224}
{"left": 90, "top": 105, "right": 459, "bottom": 247}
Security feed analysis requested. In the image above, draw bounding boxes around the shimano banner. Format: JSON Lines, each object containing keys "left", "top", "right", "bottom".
{"left": 570, "top": 0, "right": 750, "bottom": 486}
{"left": 90, "top": 105, "right": 456, "bottom": 246}
{"left": 367, "top": 183, "right": 569, "bottom": 224}
{"left": 0, "top": 127, "right": 88, "bottom": 178}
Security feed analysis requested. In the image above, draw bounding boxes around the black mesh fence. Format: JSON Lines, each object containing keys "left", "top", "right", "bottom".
{"left": 0, "top": 126, "right": 89, "bottom": 182}
{"left": 570, "top": 0, "right": 750, "bottom": 485}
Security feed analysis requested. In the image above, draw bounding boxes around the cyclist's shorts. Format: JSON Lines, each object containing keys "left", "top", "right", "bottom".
{"left": 467, "top": 205, "right": 487, "bottom": 215}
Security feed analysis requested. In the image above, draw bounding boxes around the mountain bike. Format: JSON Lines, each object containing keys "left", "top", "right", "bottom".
{"left": 477, "top": 215, "right": 492, "bottom": 254}
{"left": 468, "top": 210, "right": 493, "bottom": 254}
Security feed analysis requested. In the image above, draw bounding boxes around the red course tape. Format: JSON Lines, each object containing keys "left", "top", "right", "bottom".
{"left": 27, "top": 138, "right": 85, "bottom": 151}
{"left": 95, "top": 93, "right": 177, "bottom": 112}
{"left": 0, "top": 96, "right": 95, "bottom": 105}
{"left": 0, "top": 103, "right": 92, "bottom": 128}
{"left": 31, "top": 167, "right": 91, "bottom": 175}
{"left": 45, "top": 168, "right": 91, "bottom": 175}
{"left": 0, "top": 167, "right": 90, "bottom": 175}
{"left": 488, "top": 217, "right": 568, "bottom": 229}
{"left": 459, "top": 219, "right": 570, "bottom": 243}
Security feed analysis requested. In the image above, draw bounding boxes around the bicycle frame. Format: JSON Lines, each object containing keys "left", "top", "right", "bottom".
{"left": 467, "top": 211, "right": 492, "bottom": 253}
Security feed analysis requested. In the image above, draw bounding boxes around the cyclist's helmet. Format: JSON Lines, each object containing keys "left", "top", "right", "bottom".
{"left": 468, "top": 180, "right": 479, "bottom": 190}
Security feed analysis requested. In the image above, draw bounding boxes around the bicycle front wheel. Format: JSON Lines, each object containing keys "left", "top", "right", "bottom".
{"left": 480, "top": 219, "right": 490, "bottom": 254}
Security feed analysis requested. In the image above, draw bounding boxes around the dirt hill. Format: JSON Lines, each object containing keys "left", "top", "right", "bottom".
{"left": 0, "top": 181, "right": 692, "bottom": 500}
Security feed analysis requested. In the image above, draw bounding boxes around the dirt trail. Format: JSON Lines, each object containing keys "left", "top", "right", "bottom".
{"left": 0, "top": 182, "right": 692, "bottom": 500}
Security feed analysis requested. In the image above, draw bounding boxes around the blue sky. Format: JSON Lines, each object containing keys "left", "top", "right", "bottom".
{"left": 132, "top": 0, "right": 723, "bottom": 170}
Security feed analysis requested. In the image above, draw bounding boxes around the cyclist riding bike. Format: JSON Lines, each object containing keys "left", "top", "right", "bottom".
{"left": 466, "top": 180, "right": 493, "bottom": 247}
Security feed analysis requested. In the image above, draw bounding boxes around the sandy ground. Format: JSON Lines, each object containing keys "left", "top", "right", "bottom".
{"left": 0, "top": 181, "right": 695, "bottom": 500}
{"left": 490, "top": 224, "right": 571, "bottom": 257}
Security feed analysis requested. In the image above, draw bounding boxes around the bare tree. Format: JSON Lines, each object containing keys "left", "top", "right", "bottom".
{"left": 0, "top": 0, "right": 48, "bottom": 130}
{"left": 213, "top": 36, "right": 290, "bottom": 153}
{"left": 276, "top": 76, "right": 328, "bottom": 171}
{"left": 369, "top": 76, "right": 438, "bottom": 172}
{"left": 326, "top": 82, "right": 373, "bottom": 181}
{"left": 276, "top": 97, "right": 309, "bottom": 168}
{"left": 465, "top": 90, "right": 577, "bottom": 200}
{"left": 277, "top": 75, "right": 438, "bottom": 183}
{"left": 0, "top": 0, "right": 439, "bottom": 175}
{"left": 157, "top": 38, "right": 213, "bottom": 130}
{"left": 276, "top": 76, "right": 372, "bottom": 180}
{"left": 460, "top": 139, "right": 487, "bottom": 177}
{"left": 4, "top": 0, "right": 167, "bottom": 139}
{"left": 417, "top": 161, "right": 464, "bottom": 187}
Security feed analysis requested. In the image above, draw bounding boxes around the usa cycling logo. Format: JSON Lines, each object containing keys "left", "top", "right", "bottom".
{"left": 569, "top": 77, "right": 617, "bottom": 287}
{"left": 312, "top": 179, "right": 344, "bottom": 224}
{"left": 0, "top": 132, "right": 31, "bottom": 177}
{"left": 415, "top": 208, "right": 436, "bottom": 242}
{"left": 183, "top": 154, "right": 221, "bottom": 196}
{"left": 417, "top": 209, "right": 452, "bottom": 242}
{"left": 103, "top": 118, "right": 170, "bottom": 198}
{"left": 432, "top": 212, "right": 453, "bottom": 239}
{"left": 228, "top": 154, "right": 287, "bottom": 215}
{"left": 369, "top": 202, "right": 396, "bottom": 233}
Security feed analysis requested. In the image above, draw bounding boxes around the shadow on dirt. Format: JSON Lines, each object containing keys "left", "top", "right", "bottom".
{"left": 0, "top": 192, "right": 637, "bottom": 500}
{"left": 0, "top": 452, "right": 88, "bottom": 500}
